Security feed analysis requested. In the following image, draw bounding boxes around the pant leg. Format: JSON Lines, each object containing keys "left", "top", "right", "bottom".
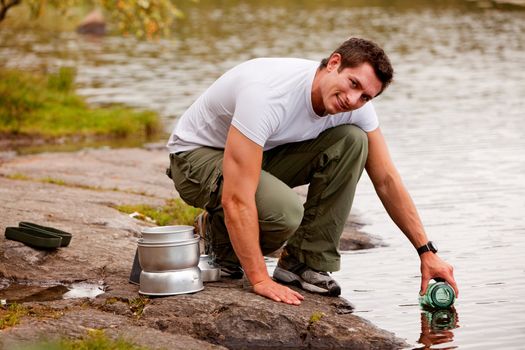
{"left": 169, "top": 124, "right": 368, "bottom": 271}
{"left": 168, "top": 147, "right": 303, "bottom": 266}
{"left": 256, "top": 171, "right": 304, "bottom": 255}
{"left": 262, "top": 125, "right": 369, "bottom": 272}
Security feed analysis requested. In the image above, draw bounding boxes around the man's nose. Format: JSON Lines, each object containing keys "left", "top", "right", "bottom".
{"left": 346, "top": 92, "right": 361, "bottom": 108}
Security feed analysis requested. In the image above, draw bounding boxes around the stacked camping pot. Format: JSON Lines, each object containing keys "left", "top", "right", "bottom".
{"left": 137, "top": 225, "right": 204, "bottom": 296}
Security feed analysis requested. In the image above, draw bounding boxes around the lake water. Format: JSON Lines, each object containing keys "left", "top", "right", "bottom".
{"left": 1, "top": 0, "right": 525, "bottom": 348}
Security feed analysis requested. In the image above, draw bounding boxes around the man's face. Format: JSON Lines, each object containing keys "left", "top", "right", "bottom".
{"left": 318, "top": 56, "right": 383, "bottom": 115}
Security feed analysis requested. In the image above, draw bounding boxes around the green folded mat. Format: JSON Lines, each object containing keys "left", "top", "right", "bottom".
{"left": 19, "top": 222, "right": 72, "bottom": 247}
{"left": 4, "top": 227, "right": 63, "bottom": 249}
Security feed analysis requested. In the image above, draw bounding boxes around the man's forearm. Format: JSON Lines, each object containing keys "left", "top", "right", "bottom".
{"left": 374, "top": 174, "right": 428, "bottom": 249}
{"left": 223, "top": 199, "right": 270, "bottom": 285}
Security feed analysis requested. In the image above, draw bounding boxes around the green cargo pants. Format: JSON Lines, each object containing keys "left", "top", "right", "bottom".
{"left": 167, "top": 124, "right": 368, "bottom": 272}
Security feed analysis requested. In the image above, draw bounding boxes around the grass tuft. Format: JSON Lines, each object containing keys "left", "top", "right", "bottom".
{"left": 115, "top": 198, "right": 202, "bottom": 226}
{"left": 17, "top": 329, "right": 151, "bottom": 350}
{"left": 128, "top": 297, "right": 149, "bottom": 319}
{"left": 5, "top": 173, "right": 31, "bottom": 181}
{"left": 0, "top": 303, "right": 29, "bottom": 329}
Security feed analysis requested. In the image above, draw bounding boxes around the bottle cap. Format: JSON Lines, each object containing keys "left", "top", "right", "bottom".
{"left": 430, "top": 283, "right": 455, "bottom": 308}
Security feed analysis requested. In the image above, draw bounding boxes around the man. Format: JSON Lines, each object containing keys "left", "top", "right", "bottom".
{"left": 166, "top": 38, "right": 458, "bottom": 305}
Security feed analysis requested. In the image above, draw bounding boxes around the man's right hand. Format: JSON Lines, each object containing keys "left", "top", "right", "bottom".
{"left": 253, "top": 278, "right": 304, "bottom": 305}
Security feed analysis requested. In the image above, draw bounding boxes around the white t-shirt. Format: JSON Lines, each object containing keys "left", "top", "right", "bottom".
{"left": 167, "top": 58, "right": 379, "bottom": 153}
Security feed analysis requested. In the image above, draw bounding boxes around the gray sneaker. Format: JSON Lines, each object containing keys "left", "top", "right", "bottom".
{"left": 194, "top": 212, "right": 244, "bottom": 279}
{"left": 273, "top": 253, "right": 341, "bottom": 296}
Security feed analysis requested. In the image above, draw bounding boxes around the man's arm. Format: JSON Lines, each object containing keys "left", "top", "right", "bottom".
{"left": 365, "top": 127, "right": 459, "bottom": 296}
{"left": 222, "top": 125, "right": 304, "bottom": 305}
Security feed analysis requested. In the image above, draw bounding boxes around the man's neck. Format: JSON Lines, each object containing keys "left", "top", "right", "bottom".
{"left": 311, "top": 68, "right": 326, "bottom": 116}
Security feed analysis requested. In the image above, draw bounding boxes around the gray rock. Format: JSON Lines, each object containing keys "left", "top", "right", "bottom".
{"left": 0, "top": 147, "right": 405, "bottom": 349}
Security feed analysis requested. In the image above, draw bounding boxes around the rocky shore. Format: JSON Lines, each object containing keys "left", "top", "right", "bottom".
{"left": 0, "top": 145, "right": 406, "bottom": 349}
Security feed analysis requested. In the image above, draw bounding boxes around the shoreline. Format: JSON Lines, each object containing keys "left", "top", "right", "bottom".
{"left": 0, "top": 145, "right": 404, "bottom": 349}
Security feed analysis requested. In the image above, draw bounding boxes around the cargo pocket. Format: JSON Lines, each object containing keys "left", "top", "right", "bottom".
{"left": 205, "top": 168, "right": 223, "bottom": 212}
{"left": 169, "top": 153, "right": 205, "bottom": 208}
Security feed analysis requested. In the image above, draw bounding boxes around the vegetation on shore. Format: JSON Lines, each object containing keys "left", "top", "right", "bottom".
{"left": 2, "top": 172, "right": 201, "bottom": 225}
{"left": 1, "top": 303, "right": 151, "bottom": 349}
{"left": 1, "top": 0, "right": 183, "bottom": 39}
{"left": 0, "top": 303, "right": 63, "bottom": 330}
{"left": 0, "top": 303, "right": 28, "bottom": 329}
{"left": 16, "top": 329, "right": 151, "bottom": 350}
{"left": 115, "top": 199, "right": 202, "bottom": 226}
{"left": 0, "top": 67, "right": 162, "bottom": 143}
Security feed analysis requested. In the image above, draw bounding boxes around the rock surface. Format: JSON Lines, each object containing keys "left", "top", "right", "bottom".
{"left": 0, "top": 147, "right": 406, "bottom": 349}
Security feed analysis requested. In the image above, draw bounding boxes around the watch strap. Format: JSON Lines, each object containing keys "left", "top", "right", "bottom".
{"left": 417, "top": 241, "right": 436, "bottom": 256}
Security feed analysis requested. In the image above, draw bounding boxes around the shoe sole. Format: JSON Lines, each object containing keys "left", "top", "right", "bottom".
{"left": 220, "top": 268, "right": 244, "bottom": 279}
{"left": 273, "top": 266, "right": 341, "bottom": 296}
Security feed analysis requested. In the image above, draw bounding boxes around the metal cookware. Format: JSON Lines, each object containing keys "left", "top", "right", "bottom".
{"left": 140, "top": 225, "right": 194, "bottom": 243}
{"left": 137, "top": 235, "right": 200, "bottom": 272}
{"left": 138, "top": 267, "right": 203, "bottom": 296}
{"left": 198, "top": 254, "right": 221, "bottom": 282}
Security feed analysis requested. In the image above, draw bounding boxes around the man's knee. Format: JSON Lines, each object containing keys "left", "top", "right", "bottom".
{"left": 271, "top": 196, "right": 304, "bottom": 235}
{"left": 256, "top": 171, "right": 304, "bottom": 236}
{"left": 331, "top": 124, "right": 368, "bottom": 154}
{"left": 258, "top": 190, "right": 304, "bottom": 234}
{"left": 258, "top": 195, "right": 303, "bottom": 255}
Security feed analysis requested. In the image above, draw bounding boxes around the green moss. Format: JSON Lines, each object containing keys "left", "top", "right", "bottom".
{"left": 41, "top": 177, "right": 67, "bottom": 186}
{"left": 0, "top": 303, "right": 29, "bottom": 329}
{"left": 308, "top": 311, "right": 325, "bottom": 325}
{"left": 128, "top": 297, "right": 149, "bottom": 319}
{"left": 5, "top": 173, "right": 31, "bottom": 181}
{"left": 0, "top": 68, "right": 162, "bottom": 140}
{"left": 115, "top": 198, "right": 202, "bottom": 226}
{"left": 17, "top": 329, "right": 151, "bottom": 350}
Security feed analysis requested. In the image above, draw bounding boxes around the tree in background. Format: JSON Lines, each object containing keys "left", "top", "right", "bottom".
{"left": 0, "top": 0, "right": 184, "bottom": 39}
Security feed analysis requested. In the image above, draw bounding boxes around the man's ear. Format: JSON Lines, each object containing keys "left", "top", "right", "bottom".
{"left": 327, "top": 53, "right": 341, "bottom": 72}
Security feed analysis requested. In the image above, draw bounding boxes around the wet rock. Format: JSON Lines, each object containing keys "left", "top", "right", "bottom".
{"left": 340, "top": 225, "right": 386, "bottom": 251}
{"left": 0, "top": 147, "right": 406, "bottom": 349}
{"left": 76, "top": 9, "right": 106, "bottom": 36}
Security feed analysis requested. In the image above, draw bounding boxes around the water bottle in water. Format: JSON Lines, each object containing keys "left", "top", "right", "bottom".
{"left": 419, "top": 281, "right": 455, "bottom": 309}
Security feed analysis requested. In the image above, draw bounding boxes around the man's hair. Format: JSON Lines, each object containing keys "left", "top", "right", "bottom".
{"left": 320, "top": 38, "right": 394, "bottom": 95}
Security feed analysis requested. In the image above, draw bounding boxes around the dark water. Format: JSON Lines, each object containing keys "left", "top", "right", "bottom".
{"left": 1, "top": 1, "right": 525, "bottom": 348}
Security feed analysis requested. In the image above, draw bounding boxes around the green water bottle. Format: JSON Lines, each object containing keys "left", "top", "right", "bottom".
{"left": 419, "top": 281, "right": 455, "bottom": 309}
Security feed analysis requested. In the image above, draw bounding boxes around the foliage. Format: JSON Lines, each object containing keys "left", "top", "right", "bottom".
{"left": 0, "top": 67, "right": 162, "bottom": 139}
{"left": 47, "top": 66, "right": 76, "bottom": 92}
{"left": 1, "top": 0, "right": 186, "bottom": 39}
{"left": 17, "top": 329, "right": 151, "bottom": 350}
{"left": 115, "top": 198, "right": 202, "bottom": 226}
{"left": 0, "top": 303, "right": 29, "bottom": 329}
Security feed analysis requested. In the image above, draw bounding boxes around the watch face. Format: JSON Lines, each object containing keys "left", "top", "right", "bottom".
{"left": 428, "top": 241, "right": 438, "bottom": 253}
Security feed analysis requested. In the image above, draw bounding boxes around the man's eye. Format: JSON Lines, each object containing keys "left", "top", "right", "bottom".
{"left": 361, "top": 95, "right": 370, "bottom": 102}
{"left": 350, "top": 80, "right": 357, "bottom": 88}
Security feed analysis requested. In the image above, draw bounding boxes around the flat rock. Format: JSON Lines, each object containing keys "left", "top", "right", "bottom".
{"left": 0, "top": 147, "right": 404, "bottom": 349}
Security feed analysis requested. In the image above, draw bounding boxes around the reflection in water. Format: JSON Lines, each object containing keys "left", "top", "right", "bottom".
{"left": 0, "top": 279, "right": 105, "bottom": 303}
{"left": 416, "top": 307, "right": 459, "bottom": 349}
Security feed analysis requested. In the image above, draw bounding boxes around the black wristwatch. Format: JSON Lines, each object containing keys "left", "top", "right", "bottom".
{"left": 417, "top": 241, "right": 438, "bottom": 256}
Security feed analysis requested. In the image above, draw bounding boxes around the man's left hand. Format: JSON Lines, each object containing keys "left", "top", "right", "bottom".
{"left": 419, "top": 252, "right": 459, "bottom": 297}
